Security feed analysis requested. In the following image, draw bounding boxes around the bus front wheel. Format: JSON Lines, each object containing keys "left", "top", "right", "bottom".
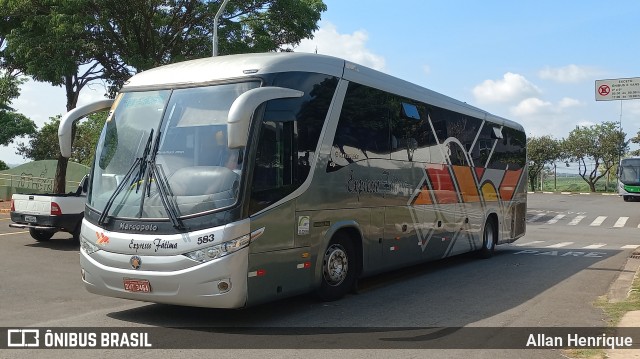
{"left": 317, "top": 233, "right": 357, "bottom": 301}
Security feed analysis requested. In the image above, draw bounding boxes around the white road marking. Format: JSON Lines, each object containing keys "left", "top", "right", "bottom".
{"left": 547, "top": 214, "right": 565, "bottom": 224}
{"left": 590, "top": 216, "right": 607, "bottom": 226}
{"left": 567, "top": 215, "right": 586, "bottom": 226}
{"left": 583, "top": 244, "right": 606, "bottom": 249}
{"left": 613, "top": 217, "right": 629, "bottom": 228}
{"left": 545, "top": 242, "right": 573, "bottom": 248}
{"left": 0, "top": 231, "right": 29, "bottom": 236}
{"left": 622, "top": 245, "right": 639, "bottom": 249}
{"left": 513, "top": 240, "right": 545, "bottom": 247}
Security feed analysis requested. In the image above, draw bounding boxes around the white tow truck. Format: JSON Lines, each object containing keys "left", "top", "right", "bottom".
{"left": 9, "top": 175, "right": 88, "bottom": 242}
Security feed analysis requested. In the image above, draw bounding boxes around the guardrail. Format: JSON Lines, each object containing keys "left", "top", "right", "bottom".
{"left": 0, "top": 173, "right": 83, "bottom": 200}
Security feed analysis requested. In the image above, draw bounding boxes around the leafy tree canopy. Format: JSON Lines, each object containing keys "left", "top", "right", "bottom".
{"left": 16, "top": 112, "right": 107, "bottom": 166}
{"left": 527, "top": 135, "right": 562, "bottom": 191}
{"left": 0, "top": 73, "right": 36, "bottom": 145}
{"left": 563, "top": 121, "right": 627, "bottom": 192}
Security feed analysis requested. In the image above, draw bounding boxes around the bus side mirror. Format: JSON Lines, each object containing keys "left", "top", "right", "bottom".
{"left": 58, "top": 99, "right": 115, "bottom": 158}
{"left": 227, "top": 87, "right": 303, "bottom": 149}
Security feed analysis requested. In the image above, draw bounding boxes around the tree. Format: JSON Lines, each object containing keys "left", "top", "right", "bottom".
{"left": 1, "top": 25, "right": 36, "bottom": 146}
{"left": 527, "top": 135, "right": 562, "bottom": 191}
{"left": 90, "top": 0, "right": 327, "bottom": 74}
{"left": 2, "top": 0, "right": 326, "bottom": 192}
{"left": 0, "top": 159, "right": 8, "bottom": 170}
{"left": 1, "top": 0, "right": 121, "bottom": 193}
{"left": 16, "top": 112, "right": 107, "bottom": 166}
{"left": 563, "top": 121, "right": 627, "bottom": 192}
{"left": 0, "top": 73, "right": 36, "bottom": 145}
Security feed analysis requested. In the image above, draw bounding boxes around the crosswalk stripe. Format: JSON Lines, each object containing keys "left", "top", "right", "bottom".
{"left": 583, "top": 244, "right": 606, "bottom": 249}
{"left": 590, "top": 216, "right": 607, "bottom": 226}
{"left": 514, "top": 240, "right": 545, "bottom": 247}
{"left": 547, "top": 214, "right": 565, "bottom": 224}
{"left": 527, "top": 213, "right": 546, "bottom": 223}
{"left": 614, "top": 217, "right": 629, "bottom": 228}
{"left": 568, "top": 215, "right": 586, "bottom": 226}
{"left": 545, "top": 242, "right": 573, "bottom": 248}
{"left": 512, "top": 241, "right": 638, "bottom": 250}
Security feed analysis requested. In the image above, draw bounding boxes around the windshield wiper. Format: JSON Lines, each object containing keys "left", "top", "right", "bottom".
{"left": 97, "top": 157, "right": 141, "bottom": 226}
{"left": 142, "top": 130, "right": 185, "bottom": 230}
{"left": 132, "top": 129, "right": 153, "bottom": 193}
{"left": 97, "top": 131, "right": 154, "bottom": 226}
{"left": 151, "top": 162, "right": 185, "bottom": 230}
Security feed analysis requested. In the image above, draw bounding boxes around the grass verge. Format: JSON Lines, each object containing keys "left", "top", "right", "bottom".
{"left": 564, "top": 261, "right": 640, "bottom": 359}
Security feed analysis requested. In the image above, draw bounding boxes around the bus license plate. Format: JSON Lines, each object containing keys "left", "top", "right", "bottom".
{"left": 123, "top": 279, "right": 151, "bottom": 293}
{"left": 24, "top": 215, "right": 36, "bottom": 223}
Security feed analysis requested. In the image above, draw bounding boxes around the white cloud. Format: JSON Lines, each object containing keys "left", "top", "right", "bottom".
{"left": 538, "top": 64, "right": 602, "bottom": 83}
{"left": 296, "top": 22, "right": 385, "bottom": 70}
{"left": 511, "top": 98, "right": 552, "bottom": 116}
{"left": 558, "top": 97, "right": 581, "bottom": 108}
{"left": 472, "top": 72, "right": 541, "bottom": 104}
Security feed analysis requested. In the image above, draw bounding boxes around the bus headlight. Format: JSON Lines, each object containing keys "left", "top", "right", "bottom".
{"left": 183, "top": 234, "right": 251, "bottom": 263}
{"left": 80, "top": 237, "right": 100, "bottom": 255}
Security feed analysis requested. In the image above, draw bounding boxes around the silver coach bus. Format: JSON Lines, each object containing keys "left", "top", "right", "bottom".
{"left": 58, "top": 53, "right": 527, "bottom": 308}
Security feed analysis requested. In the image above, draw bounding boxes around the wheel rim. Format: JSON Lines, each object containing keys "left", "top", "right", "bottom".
{"left": 323, "top": 244, "right": 349, "bottom": 286}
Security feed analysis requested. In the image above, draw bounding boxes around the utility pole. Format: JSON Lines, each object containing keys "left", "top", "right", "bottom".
{"left": 213, "top": 0, "right": 231, "bottom": 57}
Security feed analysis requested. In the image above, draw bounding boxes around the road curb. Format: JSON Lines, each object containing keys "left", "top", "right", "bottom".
{"left": 528, "top": 191, "right": 619, "bottom": 196}
{"left": 607, "top": 257, "right": 640, "bottom": 303}
{"left": 605, "top": 254, "right": 640, "bottom": 358}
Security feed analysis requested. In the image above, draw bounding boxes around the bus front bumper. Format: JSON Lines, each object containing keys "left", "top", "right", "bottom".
{"left": 80, "top": 247, "right": 249, "bottom": 309}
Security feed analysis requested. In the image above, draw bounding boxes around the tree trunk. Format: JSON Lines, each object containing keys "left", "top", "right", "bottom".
{"left": 53, "top": 155, "right": 69, "bottom": 194}
{"left": 53, "top": 75, "right": 79, "bottom": 194}
{"left": 589, "top": 182, "right": 596, "bottom": 192}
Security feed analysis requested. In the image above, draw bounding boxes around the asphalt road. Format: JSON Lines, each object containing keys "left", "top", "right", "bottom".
{"left": 1, "top": 192, "right": 639, "bottom": 358}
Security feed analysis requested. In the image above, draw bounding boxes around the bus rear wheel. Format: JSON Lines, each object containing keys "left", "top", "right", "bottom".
{"left": 478, "top": 218, "right": 497, "bottom": 259}
{"left": 317, "top": 233, "right": 357, "bottom": 301}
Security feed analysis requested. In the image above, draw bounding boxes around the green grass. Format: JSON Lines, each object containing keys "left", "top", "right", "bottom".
{"left": 533, "top": 176, "right": 618, "bottom": 193}
{"left": 564, "top": 260, "right": 640, "bottom": 358}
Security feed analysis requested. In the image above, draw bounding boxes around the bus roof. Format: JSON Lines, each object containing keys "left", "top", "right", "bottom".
{"left": 123, "top": 52, "right": 523, "bottom": 132}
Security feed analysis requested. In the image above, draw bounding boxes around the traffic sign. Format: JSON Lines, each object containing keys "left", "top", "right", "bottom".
{"left": 595, "top": 77, "right": 640, "bottom": 101}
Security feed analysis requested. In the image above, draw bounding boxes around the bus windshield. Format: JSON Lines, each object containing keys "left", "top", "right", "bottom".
{"left": 89, "top": 81, "right": 260, "bottom": 219}
{"left": 620, "top": 159, "right": 640, "bottom": 186}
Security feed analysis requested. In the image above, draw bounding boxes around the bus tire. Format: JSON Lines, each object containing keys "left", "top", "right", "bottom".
{"left": 317, "top": 233, "right": 357, "bottom": 302}
{"left": 478, "top": 218, "right": 497, "bottom": 259}
{"left": 624, "top": 196, "right": 631, "bottom": 202}
{"left": 29, "top": 228, "right": 54, "bottom": 242}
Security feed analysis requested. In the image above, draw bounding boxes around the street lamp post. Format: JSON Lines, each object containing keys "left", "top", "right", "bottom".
{"left": 213, "top": 0, "right": 231, "bottom": 57}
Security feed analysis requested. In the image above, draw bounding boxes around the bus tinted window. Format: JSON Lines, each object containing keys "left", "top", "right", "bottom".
{"left": 249, "top": 73, "right": 338, "bottom": 214}
{"left": 334, "top": 83, "right": 391, "bottom": 160}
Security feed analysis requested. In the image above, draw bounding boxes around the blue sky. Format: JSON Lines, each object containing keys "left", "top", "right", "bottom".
{"left": 4, "top": 0, "right": 640, "bottom": 166}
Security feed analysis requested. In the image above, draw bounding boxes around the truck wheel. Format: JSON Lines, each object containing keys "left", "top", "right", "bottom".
{"left": 316, "top": 233, "right": 358, "bottom": 301}
{"left": 29, "top": 228, "right": 54, "bottom": 242}
{"left": 478, "top": 218, "right": 497, "bottom": 259}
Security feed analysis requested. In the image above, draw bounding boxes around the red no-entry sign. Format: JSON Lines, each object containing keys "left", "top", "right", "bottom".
{"left": 596, "top": 78, "right": 640, "bottom": 101}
